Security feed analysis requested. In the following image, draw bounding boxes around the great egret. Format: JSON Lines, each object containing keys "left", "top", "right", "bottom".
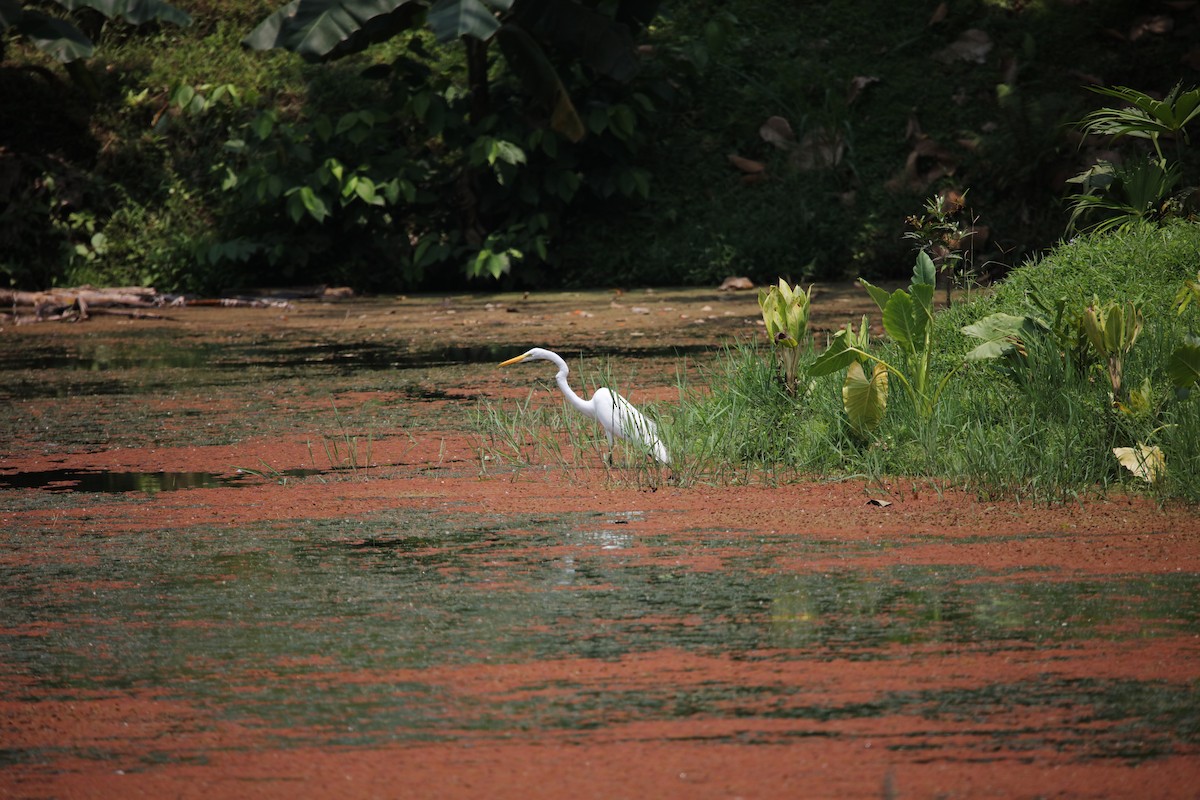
{"left": 499, "top": 348, "right": 670, "bottom": 465}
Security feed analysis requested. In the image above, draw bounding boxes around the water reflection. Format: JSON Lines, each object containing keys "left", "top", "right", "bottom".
{"left": 1, "top": 339, "right": 712, "bottom": 374}
{"left": 0, "top": 469, "right": 239, "bottom": 493}
{"left": 1, "top": 507, "right": 1197, "bottom": 753}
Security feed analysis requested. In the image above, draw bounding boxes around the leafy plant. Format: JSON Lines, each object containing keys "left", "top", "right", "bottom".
{"left": 1167, "top": 272, "right": 1200, "bottom": 397}
{"left": 1168, "top": 335, "right": 1200, "bottom": 396}
{"left": 233, "top": 0, "right": 664, "bottom": 283}
{"left": 842, "top": 351, "right": 888, "bottom": 436}
{"left": 0, "top": 0, "right": 191, "bottom": 94}
{"left": 1175, "top": 272, "right": 1200, "bottom": 316}
{"left": 903, "top": 190, "right": 979, "bottom": 305}
{"left": 757, "top": 278, "right": 812, "bottom": 396}
{"left": 1067, "top": 84, "right": 1200, "bottom": 233}
{"left": 811, "top": 251, "right": 960, "bottom": 424}
{"left": 1081, "top": 296, "right": 1143, "bottom": 403}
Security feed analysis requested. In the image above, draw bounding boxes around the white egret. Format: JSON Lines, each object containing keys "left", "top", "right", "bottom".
{"left": 499, "top": 348, "right": 670, "bottom": 465}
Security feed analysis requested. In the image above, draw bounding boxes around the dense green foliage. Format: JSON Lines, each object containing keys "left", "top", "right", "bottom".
{"left": 673, "top": 222, "right": 1200, "bottom": 501}
{"left": 1, "top": 0, "right": 1196, "bottom": 291}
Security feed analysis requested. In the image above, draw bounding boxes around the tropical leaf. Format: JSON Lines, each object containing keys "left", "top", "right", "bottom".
{"left": 809, "top": 326, "right": 862, "bottom": 377}
{"left": 881, "top": 289, "right": 918, "bottom": 352}
{"left": 15, "top": 10, "right": 94, "bottom": 61}
{"left": 913, "top": 249, "right": 936, "bottom": 286}
{"left": 57, "top": 0, "right": 191, "bottom": 26}
{"left": 427, "top": 0, "right": 500, "bottom": 42}
{"left": 961, "top": 312, "right": 1042, "bottom": 360}
{"left": 244, "top": 0, "right": 424, "bottom": 61}
{"left": 1086, "top": 84, "right": 1200, "bottom": 141}
{"left": 843, "top": 361, "right": 888, "bottom": 435}
{"left": 908, "top": 280, "right": 934, "bottom": 352}
{"left": 1167, "top": 335, "right": 1200, "bottom": 389}
{"left": 858, "top": 278, "right": 891, "bottom": 314}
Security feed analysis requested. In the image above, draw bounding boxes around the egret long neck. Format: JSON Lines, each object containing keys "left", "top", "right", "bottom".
{"left": 551, "top": 360, "right": 591, "bottom": 415}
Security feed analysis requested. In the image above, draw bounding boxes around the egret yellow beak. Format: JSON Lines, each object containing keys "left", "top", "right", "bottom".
{"left": 499, "top": 353, "right": 529, "bottom": 367}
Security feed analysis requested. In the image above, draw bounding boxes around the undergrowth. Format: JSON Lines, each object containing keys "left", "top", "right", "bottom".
{"left": 477, "top": 222, "right": 1200, "bottom": 502}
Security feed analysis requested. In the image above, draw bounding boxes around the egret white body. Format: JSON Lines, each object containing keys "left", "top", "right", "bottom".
{"left": 499, "top": 347, "right": 670, "bottom": 465}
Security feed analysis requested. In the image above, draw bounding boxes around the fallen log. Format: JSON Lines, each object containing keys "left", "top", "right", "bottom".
{"left": 0, "top": 287, "right": 160, "bottom": 308}
{"left": 1, "top": 285, "right": 309, "bottom": 322}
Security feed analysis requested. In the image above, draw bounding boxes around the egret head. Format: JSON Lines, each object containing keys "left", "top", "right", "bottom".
{"left": 499, "top": 348, "right": 555, "bottom": 367}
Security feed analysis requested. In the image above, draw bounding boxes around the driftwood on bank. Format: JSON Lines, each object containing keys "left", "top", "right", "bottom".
{"left": 0, "top": 287, "right": 166, "bottom": 324}
{"left": 0, "top": 285, "right": 330, "bottom": 324}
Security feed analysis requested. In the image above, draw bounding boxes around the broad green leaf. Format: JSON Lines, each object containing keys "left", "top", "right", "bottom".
{"left": 961, "top": 312, "right": 1040, "bottom": 360}
{"left": 244, "top": 0, "right": 424, "bottom": 62}
{"left": 427, "top": 0, "right": 499, "bottom": 42}
{"left": 909, "top": 281, "right": 934, "bottom": 350}
{"left": 858, "top": 278, "right": 891, "bottom": 314}
{"left": 287, "top": 185, "right": 329, "bottom": 222}
{"left": 286, "top": 191, "right": 306, "bottom": 224}
{"left": 913, "top": 250, "right": 936, "bottom": 286}
{"left": 587, "top": 105, "right": 609, "bottom": 135}
{"left": 809, "top": 328, "right": 861, "bottom": 377}
{"left": 16, "top": 11, "right": 93, "bottom": 61}
{"left": 881, "top": 289, "right": 918, "bottom": 352}
{"left": 172, "top": 84, "right": 196, "bottom": 108}
{"left": 1167, "top": 336, "right": 1200, "bottom": 389}
{"left": 355, "top": 178, "right": 384, "bottom": 205}
{"left": 325, "top": 157, "right": 344, "bottom": 183}
{"left": 335, "top": 112, "right": 362, "bottom": 135}
{"left": 58, "top": 0, "right": 191, "bottom": 26}
{"left": 470, "top": 249, "right": 511, "bottom": 278}
{"left": 843, "top": 361, "right": 888, "bottom": 434}
{"left": 488, "top": 139, "right": 526, "bottom": 166}
{"left": 630, "top": 168, "right": 651, "bottom": 199}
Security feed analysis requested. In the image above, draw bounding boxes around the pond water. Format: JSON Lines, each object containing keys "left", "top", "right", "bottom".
{"left": 2, "top": 295, "right": 1198, "bottom": 798}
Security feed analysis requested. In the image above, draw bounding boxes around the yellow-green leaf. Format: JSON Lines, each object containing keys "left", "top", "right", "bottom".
{"left": 843, "top": 361, "right": 888, "bottom": 434}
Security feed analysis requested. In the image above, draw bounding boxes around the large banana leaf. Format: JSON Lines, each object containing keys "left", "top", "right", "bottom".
{"left": 13, "top": 10, "right": 93, "bottom": 61}
{"left": 244, "top": 0, "right": 426, "bottom": 61}
{"left": 427, "top": 0, "right": 511, "bottom": 42}
{"left": 57, "top": 0, "right": 191, "bottom": 26}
